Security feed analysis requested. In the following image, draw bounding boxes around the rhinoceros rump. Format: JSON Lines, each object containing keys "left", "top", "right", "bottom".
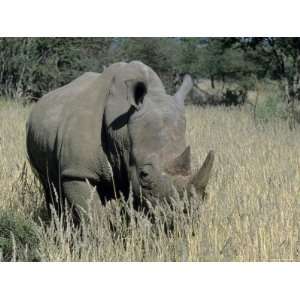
{"left": 26, "top": 61, "right": 214, "bottom": 222}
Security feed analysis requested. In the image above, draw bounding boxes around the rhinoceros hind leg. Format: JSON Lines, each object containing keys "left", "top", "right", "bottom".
{"left": 38, "top": 176, "right": 63, "bottom": 219}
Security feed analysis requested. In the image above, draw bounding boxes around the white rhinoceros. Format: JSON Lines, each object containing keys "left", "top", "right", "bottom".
{"left": 26, "top": 61, "right": 214, "bottom": 221}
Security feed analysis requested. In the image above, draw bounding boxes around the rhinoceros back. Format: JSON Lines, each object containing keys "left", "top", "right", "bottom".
{"left": 26, "top": 71, "right": 113, "bottom": 187}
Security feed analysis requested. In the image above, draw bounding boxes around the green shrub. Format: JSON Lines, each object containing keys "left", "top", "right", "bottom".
{"left": 0, "top": 38, "right": 113, "bottom": 100}
{"left": 256, "top": 89, "right": 287, "bottom": 122}
{"left": 0, "top": 211, "right": 40, "bottom": 261}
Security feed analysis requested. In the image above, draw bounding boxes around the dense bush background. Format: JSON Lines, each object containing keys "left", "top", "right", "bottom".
{"left": 0, "top": 38, "right": 113, "bottom": 99}
{"left": 0, "top": 37, "right": 282, "bottom": 99}
{"left": 0, "top": 211, "right": 40, "bottom": 261}
{"left": 2, "top": 37, "right": 300, "bottom": 125}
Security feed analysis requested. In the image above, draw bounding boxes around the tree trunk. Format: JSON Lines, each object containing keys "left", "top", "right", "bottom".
{"left": 210, "top": 75, "right": 215, "bottom": 89}
{"left": 283, "top": 54, "right": 300, "bottom": 130}
{"left": 284, "top": 77, "right": 297, "bottom": 130}
{"left": 221, "top": 74, "right": 225, "bottom": 91}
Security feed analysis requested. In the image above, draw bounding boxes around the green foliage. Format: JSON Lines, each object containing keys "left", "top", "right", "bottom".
{"left": 0, "top": 211, "right": 40, "bottom": 261}
{"left": 220, "top": 38, "right": 300, "bottom": 80}
{"left": 176, "top": 38, "right": 262, "bottom": 91}
{"left": 1, "top": 37, "right": 299, "bottom": 106}
{"left": 256, "top": 89, "right": 287, "bottom": 122}
{"left": 176, "top": 38, "right": 205, "bottom": 75}
{"left": 0, "top": 38, "right": 113, "bottom": 99}
{"left": 220, "top": 38, "right": 300, "bottom": 112}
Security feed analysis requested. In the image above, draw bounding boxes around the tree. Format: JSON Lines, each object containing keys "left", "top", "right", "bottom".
{"left": 220, "top": 38, "right": 300, "bottom": 127}
{"left": 0, "top": 38, "right": 114, "bottom": 99}
{"left": 177, "top": 38, "right": 261, "bottom": 90}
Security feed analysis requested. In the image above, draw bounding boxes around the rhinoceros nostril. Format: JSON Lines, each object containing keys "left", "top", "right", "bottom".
{"left": 140, "top": 170, "right": 149, "bottom": 179}
{"left": 139, "top": 164, "right": 153, "bottom": 180}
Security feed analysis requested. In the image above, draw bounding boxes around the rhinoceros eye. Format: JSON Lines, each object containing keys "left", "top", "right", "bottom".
{"left": 139, "top": 164, "right": 152, "bottom": 181}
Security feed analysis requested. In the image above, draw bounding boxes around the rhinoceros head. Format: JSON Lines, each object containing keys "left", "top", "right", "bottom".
{"left": 126, "top": 74, "right": 214, "bottom": 209}
{"left": 103, "top": 62, "right": 214, "bottom": 210}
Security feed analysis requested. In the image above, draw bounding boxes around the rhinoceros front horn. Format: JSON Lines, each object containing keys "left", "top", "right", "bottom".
{"left": 188, "top": 150, "right": 214, "bottom": 196}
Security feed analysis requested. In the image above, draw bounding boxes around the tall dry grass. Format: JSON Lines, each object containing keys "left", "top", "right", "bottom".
{"left": 0, "top": 98, "right": 299, "bottom": 261}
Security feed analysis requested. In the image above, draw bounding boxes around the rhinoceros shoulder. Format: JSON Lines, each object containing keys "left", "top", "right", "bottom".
{"left": 26, "top": 71, "right": 109, "bottom": 181}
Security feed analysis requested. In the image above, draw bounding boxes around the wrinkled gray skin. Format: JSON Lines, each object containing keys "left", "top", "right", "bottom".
{"left": 26, "top": 61, "right": 214, "bottom": 221}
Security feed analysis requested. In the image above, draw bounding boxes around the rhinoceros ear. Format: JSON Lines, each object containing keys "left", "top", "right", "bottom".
{"left": 125, "top": 80, "right": 147, "bottom": 110}
{"left": 174, "top": 74, "right": 193, "bottom": 108}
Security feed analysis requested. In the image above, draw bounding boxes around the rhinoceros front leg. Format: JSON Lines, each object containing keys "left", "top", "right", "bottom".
{"left": 62, "top": 179, "right": 103, "bottom": 223}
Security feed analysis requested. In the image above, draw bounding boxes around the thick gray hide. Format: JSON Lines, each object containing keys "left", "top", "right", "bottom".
{"left": 26, "top": 61, "right": 213, "bottom": 220}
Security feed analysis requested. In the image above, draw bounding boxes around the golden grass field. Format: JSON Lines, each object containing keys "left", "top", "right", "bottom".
{"left": 0, "top": 98, "right": 299, "bottom": 261}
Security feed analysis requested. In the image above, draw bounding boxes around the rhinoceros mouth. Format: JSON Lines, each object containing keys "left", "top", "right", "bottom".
{"left": 134, "top": 150, "right": 215, "bottom": 207}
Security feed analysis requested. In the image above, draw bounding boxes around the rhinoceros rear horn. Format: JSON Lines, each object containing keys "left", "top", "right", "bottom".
{"left": 126, "top": 80, "right": 147, "bottom": 110}
{"left": 189, "top": 150, "right": 214, "bottom": 195}
{"left": 174, "top": 74, "right": 193, "bottom": 107}
{"left": 165, "top": 146, "right": 191, "bottom": 176}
